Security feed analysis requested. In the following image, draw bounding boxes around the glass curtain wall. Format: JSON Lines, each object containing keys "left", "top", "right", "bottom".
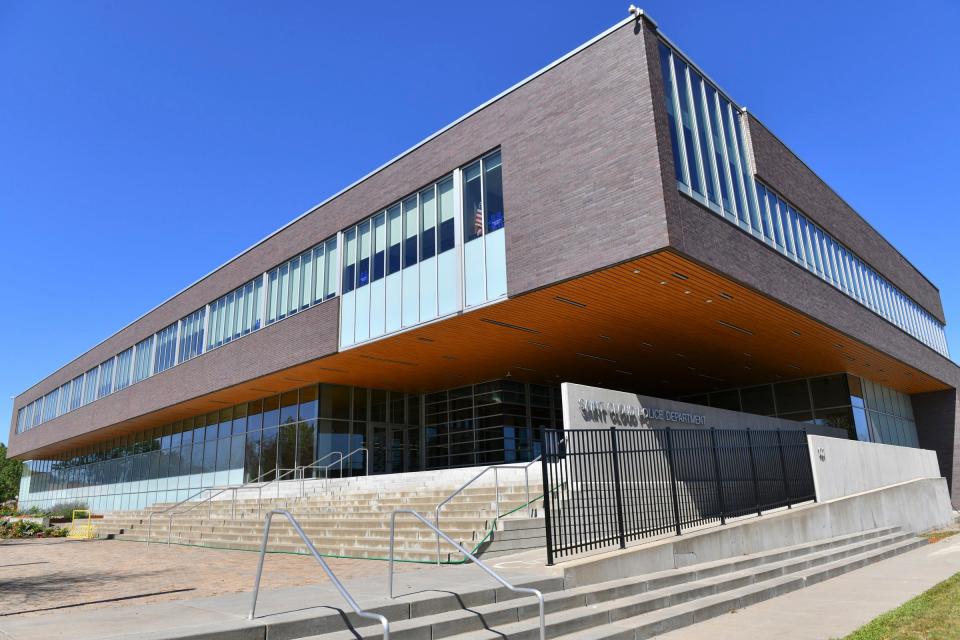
{"left": 424, "top": 380, "right": 562, "bottom": 469}
{"left": 681, "top": 373, "right": 919, "bottom": 446}
{"left": 657, "top": 40, "right": 949, "bottom": 358}
{"left": 340, "top": 149, "right": 505, "bottom": 349}
{"left": 17, "top": 383, "right": 415, "bottom": 513}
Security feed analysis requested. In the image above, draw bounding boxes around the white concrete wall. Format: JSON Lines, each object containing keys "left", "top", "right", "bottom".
{"left": 808, "top": 435, "right": 942, "bottom": 502}
{"left": 563, "top": 477, "right": 954, "bottom": 586}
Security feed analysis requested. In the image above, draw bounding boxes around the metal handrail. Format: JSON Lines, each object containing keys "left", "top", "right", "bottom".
{"left": 146, "top": 447, "right": 372, "bottom": 544}
{"left": 146, "top": 487, "right": 213, "bottom": 545}
{"left": 293, "top": 450, "right": 346, "bottom": 497}
{"left": 389, "top": 509, "right": 544, "bottom": 640}
{"left": 321, "top": 447, "right": 368, "bottom": 478}
{"left": 434, "top": 456, "right": 542, "bottom": 564}
{"left": 250, "top": 509, "right": 389, "bottom": 638}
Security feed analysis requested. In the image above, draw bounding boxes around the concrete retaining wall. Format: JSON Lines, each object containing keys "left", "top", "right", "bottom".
{"left": 562, "top": 477, "right": 953, "bottom": 587}
{"left": 809, "top": 435, "right": 941, "bottom": 502}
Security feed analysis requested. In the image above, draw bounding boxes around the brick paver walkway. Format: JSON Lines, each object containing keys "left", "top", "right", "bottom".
{"left": 0, "top": 538, "right": 426, "bottom": 618}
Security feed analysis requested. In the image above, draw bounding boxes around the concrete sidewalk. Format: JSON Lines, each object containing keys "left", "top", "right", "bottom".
{"left": 657, "top": 533, "right": 960, "bottom": 640}
{"left": 0, "top": 550, "right": 556, "bottom": 640}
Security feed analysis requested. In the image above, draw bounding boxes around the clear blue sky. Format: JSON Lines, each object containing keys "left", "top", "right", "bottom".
{"left": 1, "top": 1, "right": 958, "bottom": 446}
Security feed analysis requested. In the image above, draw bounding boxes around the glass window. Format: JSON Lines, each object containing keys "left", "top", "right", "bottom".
{"left": 691, "top": 72, "right": 718, "bottom": 205}
{"left": 82, "top": 367, "right": 99, "bottom": 405}
{"left": 133, "top": 335, "right": 154, "bottom": 383}
{"left": 740, "top": 385, "right": 775, "bottom": 415}
{"left": 323, "top": 237, "right": 338, "bottom": 299}
{"left": 57, "top": 382, "right": 71, "bottom": 416}
{"left": 463, "top": 160, "right": 483, "bottom": 242}
{"left": 97, "top": 358, "right": 115, "bottom": 399}
{"left": 342, "top": 227, "right": 357, "bottom": 294}
{"left": 673, "top": 57, "right": 702, "bottom": 195}
{"left": 809, "top": 374, "right": 850, "bottom": 409}
{"left": 114, "top": 347, "right": 133, "bottom": 391}
{"left": 177, "top": 307, "right": 205, "bottom": 363}
{"left": 705, "top": 85, "right": 733, "bottom": 214}
{"left": 420, "top": 186, "right": 437, "bottom": 261}
{"left": 720, "top": 97, "right": 747, "bottom": 224}
{"left": 658, "top": 42, "right": 686, "bottom": 185}
{"left": 483, "top": 151, "right": 504, "bottom": 232}
{"left": 357, "top": 220, "right": 371, "bottom": 288}
{"left": 69, "top": 374, "right": 84, "bottom": 410}
{"left": 372, "top": 213, "right": 386, "bottom": 281}
{"left": 438, "top": 177, "right": 456, "bottom": 253}
{"left": 154, "top": 323, "right": 178, "bottom": 374}
{"left": 403, "top": 195, "right": 418, "bottom": 268}
{"left": 774, "top": 379, "right": 810, "bottom": 414}
{"left": 387, "top": 204, "right": 402, "bottom": 274}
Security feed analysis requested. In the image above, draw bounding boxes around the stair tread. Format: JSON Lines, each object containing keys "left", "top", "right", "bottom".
{"left": 301, "top": 528, "right": 914, "bottom": 639}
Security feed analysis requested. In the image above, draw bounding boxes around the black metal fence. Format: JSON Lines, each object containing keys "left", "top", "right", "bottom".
{"left": 540, "top": 427, "right": 816, "bottom": 564}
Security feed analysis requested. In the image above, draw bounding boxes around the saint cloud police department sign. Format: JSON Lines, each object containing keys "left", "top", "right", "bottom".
{"left": 577, "top": 398, "right": 706, "bottom": 427}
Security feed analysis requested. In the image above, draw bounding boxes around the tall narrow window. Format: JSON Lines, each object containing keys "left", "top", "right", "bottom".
{"left": 357, "top": 221, "right": 371, "bottom": 288}
{"left": 483, "top": 151, "right": 504, "bottom": 233}
{"left": 97, "top": 358, "right": 115, "bottom": 399}
{"left": 342, "top": 228, "right": 357, "bottom": 294}
{"left": 658, "top": 42, "right": 686, "bottom": 185}
{"left": 403, "top": 196, "right": 418, "bottom": 268}
{"left": 691, "top": 72, "right": 718, "bottom": 206}
{"left": 463, "top": 161, "right": 483, "bottom": 243}
{"left": 372, "top": 214, "right": 386, "bottom": 281}
{"left": 672, "top": 57, "right": 702, "bottom": 195}
{"left": 438, "top": 177, "right": 455, "bottom": 253}
{"left": 324, "top": 237, "right": 338, "bottom": 299}
{"left": 387, "top": 205, "right": 402, "bottom": 275}
{"left": 420, "top": 187, "right": 436, "bottom": 261}
{"left": 115, "top": 347, "right": 133, "bottom": 391}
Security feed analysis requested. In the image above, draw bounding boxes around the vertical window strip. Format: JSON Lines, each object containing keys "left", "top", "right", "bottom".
{"left": 756, "top": 178, "right": 947, "bottom": 355}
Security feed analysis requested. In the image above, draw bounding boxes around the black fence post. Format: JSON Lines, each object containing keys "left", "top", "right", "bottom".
{"left": 776, "top": 429, "right": 792, "bottom": 509}
{"left": 609, "top": 427, "right": 627, "bottom": 550}
{"left": 665, "top": 428, "right": 683, "bottom": 537}
{"left": 709, "top": 428, "right": 726, "bottom": 525}
{"left": 746, "top": 428, "right": 762, "bottom": 516}
{"left": 541, "top": 435, "right": 555, "bottom": 566}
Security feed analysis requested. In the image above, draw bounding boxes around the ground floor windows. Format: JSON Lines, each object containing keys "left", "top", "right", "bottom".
{"left": 680, "top": 373, "right": 918, "bottom": 447}
{"left": 17, "top": 379, "right": 560, "bottom": 512}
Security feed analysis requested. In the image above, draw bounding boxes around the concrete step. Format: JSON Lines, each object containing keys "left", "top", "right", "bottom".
{"left": 283, "top": 527, "right": 921, "bottom": 639}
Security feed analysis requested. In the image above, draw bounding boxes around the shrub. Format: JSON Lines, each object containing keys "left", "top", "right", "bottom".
{"left": 46, "top": 501, "right": 89, "bottom": 520}
{"left": 0, "top": 520, "right": 69, "bottom": 539}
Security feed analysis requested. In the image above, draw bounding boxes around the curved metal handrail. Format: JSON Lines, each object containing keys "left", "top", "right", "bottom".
{"left": 147, "top": 446, "right": 374, "bottom": 544}
{"left": 250, "top": 509, "right": 389, "bottom": 638}
{"left": 146, "top": 487, "right": 213, "bottom": 545}
{"left": 434, "top": 456, "right": 541, "bottom": 564}
{"left": 389, "top": 509, "right": 543, "bottom": 640}
{"left": 320, "top": 447, "right": 368, "bottom": 478}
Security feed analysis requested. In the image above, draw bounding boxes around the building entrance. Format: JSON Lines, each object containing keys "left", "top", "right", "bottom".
{"left": 370, "top": 425, "right": 420, "bottom": 474}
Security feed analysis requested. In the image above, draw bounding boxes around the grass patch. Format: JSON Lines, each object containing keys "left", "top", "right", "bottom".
{"left": 926, "top": 529, "right": 959, "bottom": 544}
{"left": 841, "top": 571, "right": 960, "bottom": 640}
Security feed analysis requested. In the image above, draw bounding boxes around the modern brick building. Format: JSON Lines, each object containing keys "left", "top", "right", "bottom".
{"left": 9, "top": 11, "right": 960, "bottom": 512}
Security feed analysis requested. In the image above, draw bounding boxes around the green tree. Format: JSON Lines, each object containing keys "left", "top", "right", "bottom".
{"left": 0, "top": 443, "right": 23, "bottom": 503}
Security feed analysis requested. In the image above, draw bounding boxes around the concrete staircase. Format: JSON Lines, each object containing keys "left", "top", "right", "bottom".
{"left": 251, "top": 526, "right": 923, "bottom": 640}
{"left": 96, "top": 478, "right": 546, "bottom": 562}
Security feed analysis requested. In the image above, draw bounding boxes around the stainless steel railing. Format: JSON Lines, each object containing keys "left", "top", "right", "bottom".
{"left": 250, "top": 509, "right": 389, "bottom": 638}
{"left": 389, "top": 509, "right": 544, "bottom": 640}
{"left": 147, "top": 463, "right": 307, "bottom": 544}
{"left": 434, "top": 456, "right": 541, "bottom": 564}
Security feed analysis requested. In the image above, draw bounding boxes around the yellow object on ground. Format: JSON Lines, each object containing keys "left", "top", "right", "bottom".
{"left": 67, "top": 509, "right": 97, "bottom": 540}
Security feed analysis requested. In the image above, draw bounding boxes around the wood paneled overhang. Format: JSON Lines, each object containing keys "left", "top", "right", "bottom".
{"left": 23, "top": 249, "right": 950, "bottom": 458}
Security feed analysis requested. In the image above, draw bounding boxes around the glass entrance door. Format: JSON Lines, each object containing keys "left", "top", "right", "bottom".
{"left": 371, "top": 425, "right": 407, "bottom": 474}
